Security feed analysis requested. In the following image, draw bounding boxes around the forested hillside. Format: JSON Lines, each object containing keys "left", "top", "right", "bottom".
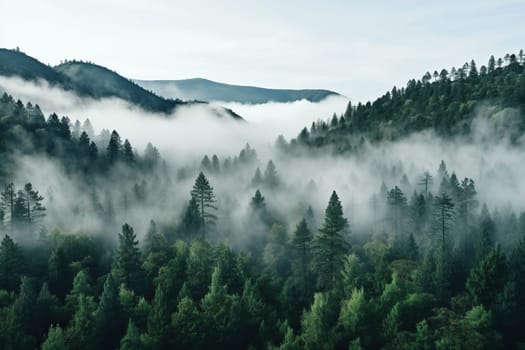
{"left": 286, "top": 51, "right": 525, "bottom": 153}
{"left": 0, "top": 48, "right": 242, "bottom": 119}
{"left": 1, "top": 51, "right": 525, "bottom": 350}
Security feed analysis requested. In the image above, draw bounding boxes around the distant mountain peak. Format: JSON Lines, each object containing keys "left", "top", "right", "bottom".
{"left": 134, "top": 78, "right": 340, "bottom": 104}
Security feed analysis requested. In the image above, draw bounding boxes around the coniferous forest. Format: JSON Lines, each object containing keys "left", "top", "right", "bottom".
{"left": 1, "top": 44, "right": 525, "bottom": 350}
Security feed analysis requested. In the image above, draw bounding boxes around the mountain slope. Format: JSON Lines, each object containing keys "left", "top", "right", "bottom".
{"left": 0, "top": 49, "right": 242, "bottom": 119}
{"left": 55, "top": 61, "right": 180, "bottom": 113}
{"left": 287, "top": 51, "right": 525, "bottom": 153}
{"left": 135, "top": 78, "right": 339, "bottom": 104}
{"left": 0, "top": 48, "right": 70, "bottom": 86}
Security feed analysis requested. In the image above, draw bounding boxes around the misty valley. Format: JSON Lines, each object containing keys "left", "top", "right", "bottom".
{"left": 1, "top": 47, "right": 525, "bottom": 350}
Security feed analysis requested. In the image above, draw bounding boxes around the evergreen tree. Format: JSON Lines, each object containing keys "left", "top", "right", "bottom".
{"left": 251, "top": 168, "right": 263, "bottom": 187}
{"left": 458, "top": 178, "right": 478, "bottom": 235}
{"left": 211, "top": 154, "right": 220, "bottom": 173}
{"left": 314, "top": 191, "right": 349, "bottom": 290}
{"left": 201, "top": 155, "right": 212, "bottom": 172}
{"left": 263, "top": 160, "right": 280, "bottom": 189}
{"left": 263, "top": 224, "right": 290, "bottom": 277}
{"left": 190, "top": 172, "right": 217, "bottom": 238}
{"left": 13, "top": 189, "right": 27, "bottom": 226}
{"left": 147, "top": 282, "right": 171, "bottom": 349}
{"left": 387, "top": 186, "right": 407, "bottom": 236}
{"left": 42, "top": 324, "right": 67, "bottom": 350}
{"left": 409, "top": 192, "right": 428, "bottom": 235}
{"left": 300, "top": 293, "right": 337, "bottom": 349}
{"left": 65, "top": 270, "right": 92, "bottom": 312}
{"left": 418, "top": 172, "right": 433, "bottom": 197}
{"left": 0, "top": 234, "right": 23, "bottom": 291}
{"left": 106, "top": 130, "right": 122, "bottom": 163}
{"left": 433, "top": 193, "right": 455, "bottom": 299}
{"left": 179, "top": 197, "right": 202, "bottom": 240}
{"left": 22, "top": 182, "right": 45, "bottom": 223}
{"left": 7, "top": 276, "right": 38, "bottom": 349}
{"left": 250, "top": 189, "right": 266, "bottom": 211}
{"left": 122, "top": 139, "right": 134, "bottom": 164}
{"left": 466, "top": 245, "right": 506, "bottom": 308}
{"left": 96, "top": 274, "right": 125, "bottom": 349}
{"left": 120, "top": 320, "right": 144, "bottom": 350}
{"left": 66, "top": 295, "right": 97, "bottom": 350}
{"left": 291, "top": 219, "right": 313, "bottom": 300}
{"left": 1, "top": 182, "right": 15, "bottom": 234}
{"left": 113, "top": 223, "right": 144, "bottom": 294}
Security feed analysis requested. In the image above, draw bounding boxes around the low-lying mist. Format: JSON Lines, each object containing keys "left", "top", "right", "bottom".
{"left": 1, "top": 75, "right": 524, "bottom": 252}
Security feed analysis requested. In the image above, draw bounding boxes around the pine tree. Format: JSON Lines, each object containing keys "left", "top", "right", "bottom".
{"left": 120, "top": 320, "right": 144, "bottom": 350}
{"left": 263, "top": 224, "right": 290, "bottom": 277}
{"left": 147, "top": 282, "right": 171, "bottom": 349}
{"left": 466, "top": 245, "right": 506, "bottom": 308}
{"left": 65, "top": 270, "right": 92, "bottom": 312}
{"left": 314, "top": 191, "right": 349, "bottom": 290}
{"left": 300, "top": 293, "right": 337, "bottom": 349}
{"left": 122, "top": 139, "right": 134, "bottom": 164}
{"left": 306, "top": 205, "right": 316, "bottom": 230}
{"left": 459, "top": 178, "right": 478, "bottom": 236}
{"left": 291, "top": 219, "right": 313, "bottom": 299}
{"left": 180, "top": 197, "right": 202, "bottom": 240}
{"left": 1, "top": 183, "right": 15, "bottom": 234}
{"left": 201, "top": 155, "right": 212, "bottom": 172}
{"left": 418, "top": 172, "right": 433, "bottom": 197}
{"left": 0, "top": 234, "right": 22, "bottom": 291}
{"left": 22, "top": 182, "right": 45, "bottom": 223}
{"left": 250, "top": 189, "right": 266, "bottom": 211}
{"left": 387, "top": 186, "right": 407, "bottom": 236}
{"left": 437, "top": 160, "right": 449, "bottom": 182}
{"left": 67, "top": 295, "right": 97, "bottom": 350}
{"left": 42, "top": 324, "right": 67, "bottom": 350}
{"left": 433, "top": 193, "right": 455, "bottom": 299}
{"left": 113, "top": 224, "right": 144, "bottom": 294}
{"left": 106, "top": 130, "right": 122, "bottom": 163}
{"left": 251, "top": 168, "right": 263, "bottom": 187}
{"left": 409, "top": 192, "right": 428, "bottom": 234}
{"left": 143, "top": 219, "right": 162, "bottom": 254}
{"left": 96, "top": 274, "right": 124, "bottom": 349}
{"left": 263, "top": 160, "right": 280, "bottom": 189}
{"left": 211, "top": 154, "right": 220, "bottom": 173}
{"left": 191, "top": 172, "right": 217, "bottom": 238}
{"left": 13, "top": 189, "right": 26, "bottom": 226}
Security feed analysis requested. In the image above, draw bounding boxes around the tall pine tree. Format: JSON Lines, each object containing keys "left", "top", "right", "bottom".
{"left": 191, "top": 172, "right": 217, "bottom": 238}
{"left": 314, "top": 191, "right": 349, "bottom": 290}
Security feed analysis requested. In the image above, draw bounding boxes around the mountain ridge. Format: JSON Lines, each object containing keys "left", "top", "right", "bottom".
{"left": 0, "top": 48, "right": 242, "bottom": 119}
{"left": 134, "top": 77, "right": 340, "bottom": 104}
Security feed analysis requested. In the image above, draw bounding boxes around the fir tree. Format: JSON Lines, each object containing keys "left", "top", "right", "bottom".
{"left": 291, "top": 219, "right": 313, "bottom": 300}
{"left": 113, "top": 224, "right": 144, "bottom": 294}
{"left": 314, "top": 191, "right": 349, "bottom": 290}
{"left": 433, "top": 193, "right": 455, "bottom": 299}
{"left": 122, "top": 139, "right": 134, "bottom": 164}
{"left": 0, "top": 234, "right": 23, "bottom": 291}
{"left": 263, "top": 160, "right": 280, "bottom": 189}
{"left": 191, "top": 172, "right": 217, "bottom": 238}
{"left": 106, "top": 130, "right": 122, "bottom": 163}
{"left": 120, "top": 320, "right": 144, "bottom": 350}
{"left": 180, "top": 197, "right": 202, "bottom": 240}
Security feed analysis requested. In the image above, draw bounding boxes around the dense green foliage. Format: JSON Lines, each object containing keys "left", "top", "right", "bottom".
{"left": 0, "top": 159, "right": 524, "bottom": 349}
{"left": 1, "top": 50, "right": 525, "bottom": 349}
{"left": 286, "top": 51, "right": 525, "bottom": 153}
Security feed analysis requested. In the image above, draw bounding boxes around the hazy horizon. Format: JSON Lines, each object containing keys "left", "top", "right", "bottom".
{"left": 2, "top": 0, "right": 524, "bottom": 103}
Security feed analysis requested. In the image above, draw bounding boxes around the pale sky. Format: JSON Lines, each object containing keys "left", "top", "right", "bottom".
{"left": 1, "top": 0, "right": 524, "bottom": 102}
